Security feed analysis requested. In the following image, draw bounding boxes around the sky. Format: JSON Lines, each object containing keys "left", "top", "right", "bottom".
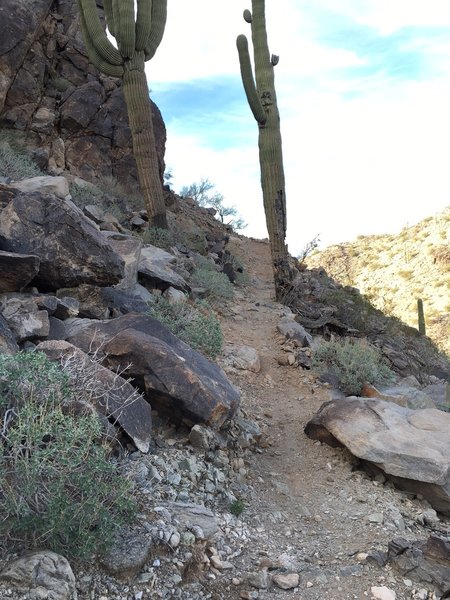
{"left": 147, "top": 0, "right": 450, "bottom": 255}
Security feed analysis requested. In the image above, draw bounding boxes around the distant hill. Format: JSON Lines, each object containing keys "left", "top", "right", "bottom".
{"left": 307, "top": 207, "right": 450, "bottom": 356}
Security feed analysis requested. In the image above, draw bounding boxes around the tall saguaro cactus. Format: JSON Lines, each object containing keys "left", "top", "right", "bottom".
{"left": 236, "top": 0, "right": 290, "bottom": 297}
{"left": 77, "top": 0, "right": 168, "bottom": 228}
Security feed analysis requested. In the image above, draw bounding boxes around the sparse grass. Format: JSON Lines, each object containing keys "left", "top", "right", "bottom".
{"left": 143, "top": 227, "right": 175, "bottom": 250}
{"left": 191, "top": 256, "right": 234, "bottom": 300}
{"left": 0, "top": 352, "right": 136, "bottom": 561}
{"left": 312, "top": 338, "right": 395, "bottom": 395}
{"left": 147, "top": 296, "right": 223, "bottom": 358}
{"left": 0, "top": 137, "right": 43, "bottom": 181}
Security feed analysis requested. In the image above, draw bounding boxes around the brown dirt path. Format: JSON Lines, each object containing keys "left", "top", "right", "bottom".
{"left": 207, "top": 236, "right": 443, "bottom": 600}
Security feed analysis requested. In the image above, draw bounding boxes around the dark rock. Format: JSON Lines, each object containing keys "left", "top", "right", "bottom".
{"left": 387, "top": 535, "right": 450, "bottom": 594}
{"left": 66, "top": 313, "right": 240, "bottom": 428}
{"left": 277, "top": 316, "right": 312, "bottom": 347}
{"left": 0, "top": 250, "right": 40, "bottom": 292}
{"left": 139, "top": 246, "right": 190, "bottom": 292}
{"left": 0, "top": 314, "right": 19, "bottom": 354}
{"left": 0, "top": 297, "right": 50, "bottom": 342}
{"left": 305, "top": 398, "right": 450, "bottom": 515}
{"left": 57, "top": 285, "right": 150, "bottom": 319}
{"left": 0, "top": 191, "right": 124, "bottom": 290}
{"left": 37, "top": 340, "right": 153, "bottom": 453}
{"left": 100, "top": 527, "right": 153, "bottom": 577}
{"left": 53, "top": 296, "right": 79, "bottom": 320}
{"left": 48, "top": 316, "right": 68, "bottom": 341}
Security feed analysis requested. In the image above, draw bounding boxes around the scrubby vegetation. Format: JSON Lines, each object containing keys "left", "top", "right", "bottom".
{"left": 0, "top": 352, "right": 136, "bottom": 560}
{"left": 312, "top": 338, "right": 395, "bottom": 395}
{"left": 147, "top": 296, "right": 224, "bottom": 358}
{"left": 0, "top": 135, "right": 43, "bottom": 181}
{"left": 191, "top": 256, "right": 234, "bottom": 300}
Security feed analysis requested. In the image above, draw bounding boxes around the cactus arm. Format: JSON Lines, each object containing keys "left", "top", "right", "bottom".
{"left": 145, "top": 0, "right": 167, "bottom": 61}
{"left": 417, "top": 298, "right": 426, "bottom": 335}
{"left": 116, "top": 0, "right": 136, "bottom": 59}
{"left": 243, "top": 9, "right": 252, "bottom": 23}
{"left": 236, "top": 34, "right": 266, "bottom": 125}
{"left": 78, "top": 0, "right": 123, "bottom": 65}
{"left": 136, "top": 0, "right": 153, "bottom": 51}
{"left": 103, "top": 0, "right": 116, "bottom": 37}
{"left": 78, "top": 5, "right": 124, "bottom": 76}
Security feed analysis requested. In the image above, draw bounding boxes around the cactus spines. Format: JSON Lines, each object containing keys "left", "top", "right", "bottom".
{"left": 77, "top": 0, "right": 168, "bottom": 228}
{"left": 417, "top": 298, "right": 426, "bottom": 335}
{"left": 237, "top": 0, "right": 290, "bottom": 297}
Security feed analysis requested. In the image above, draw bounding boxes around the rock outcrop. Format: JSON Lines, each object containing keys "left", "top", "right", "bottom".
{"left": 304, "top": 397, "right": 450, "bottom": 515}
{"left": 0, "top": 0, "right": 166, "bottom": 189}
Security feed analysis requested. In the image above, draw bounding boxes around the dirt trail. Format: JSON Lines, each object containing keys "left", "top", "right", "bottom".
{"left": 209, "top": 237, "right": 443, "bottom": 600}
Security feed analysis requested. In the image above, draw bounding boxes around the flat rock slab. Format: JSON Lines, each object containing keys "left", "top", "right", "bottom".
{"left": 304, "top": 398, "right": 450, "bottom": 515}
{"left": 0, "top": 191, "right": 124, "bottom": 289}
{"left": 0, "top": 314, "right": 19, "bottom": 354}
{"left": 139, "top": 245, "right": 189, "bottom": 291}
{"left": 163, "top": 502, "right": 219, "bottom": 539}
{"left": 0, "top": 551, "right": 77, "bottom": 600}
{"left": 0, "top": 250, "right": 40, "bottom": 292}
{"left": 66, "top": 313, "right": 239, "bottom": 428}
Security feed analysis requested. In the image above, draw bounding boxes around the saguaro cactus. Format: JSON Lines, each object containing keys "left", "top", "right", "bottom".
{"left": 417, "top": 298, "right": 426, "bottom": 335}
{"left": 77, "top": 0, "right": 167, "bottom": 228}
{"left": 236, "top": 0, "right": 290, "bottom": 297}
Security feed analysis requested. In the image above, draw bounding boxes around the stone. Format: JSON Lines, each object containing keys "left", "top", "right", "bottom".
{"left": 370, "top": 586, "right": 396, "bottom": 600}
{"left": 66, "top": 314, "right": 240, "bottom": 428}
{"left": 362, "top": 382, "right": 437, "bottom": 410}
{"left": 305, "top": 397, "right": 450, "bottom": 515}
{"left": 387, "top": 536, "right": 450, "bottom": 594}
{"left": 272, "top": 572, "right": 300, "bottom": 590}
{"left": 10, "top": 175, "right": 69, "bottom": 199}
{"left": 164, "top": 502, "right": 219, "bottom": 539}
{"left": 162, "top": 286, "right": 187, "bottom": 304}
{"left": 37, "top": 340, "right": 153, "bottom": 453}
{"left": 1, "top": 297, "right": 50, "bottom": 342}
{"left": 0, "top": 314, "right": 19, "bottom": 354}
{"left": 102, "top": 231, "right": 142, "bottom": 290}
{"left": 0, "top": 191, "right": 124, "bottom": 290}
{"left": 247, "top": 570, "right": 271, "bottom": 589}
{"left": 57, "top": 284, "right": 151, "bottom": 319}
{"left": 189, "top": 424, "right": 214, "bottom": 450}
{"left": 230, "top": 345, "right": 261, "bottom": 373}
{"left": 53, "top": 296, "right": 79, "bottom": 320}
{"left": 139, "top": 245, "right": 190, "bottom": 292}
{"left": 0, "top": 551, "right": 77, "bottom": 600}
{"left": 100, "top": 527, "right": 153, "bottom": 577}
{"left": 0, "top": 250, "right": 40, "bottom": 292}
{"left": 277, "top": 316, "right": 312, "bottom": 347}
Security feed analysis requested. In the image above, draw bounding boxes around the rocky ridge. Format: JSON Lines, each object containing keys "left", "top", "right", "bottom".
{"left": 306, "top": 207, "right": 450, "bottom": 356}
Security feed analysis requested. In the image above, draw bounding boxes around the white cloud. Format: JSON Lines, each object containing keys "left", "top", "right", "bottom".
{"left": 358, "top": 0, "right": 450, "bottom": 33}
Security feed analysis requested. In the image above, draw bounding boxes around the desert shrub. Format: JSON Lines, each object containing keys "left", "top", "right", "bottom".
{"left": 147, "top": 297, "right": 223, "bottom": 358}
{"left": 311, "top": 338, "right": 395, "bottom": 395}
{"left": 0, "top": 352, "right": 136, "bottom": 560}
{"left": 191, "top": 256, "right": 234, "bottom": 300}
{"left": 69, "top": 181, "right": 106, "bottom": 208}
{"left": 0, "top": 139, "right": 43, "bottom": 181}
{"left": 143, "top": 227, "right": 175, "bottom": 250}
{"left": 229, "top": 499, "right": 245, "bottom": 517}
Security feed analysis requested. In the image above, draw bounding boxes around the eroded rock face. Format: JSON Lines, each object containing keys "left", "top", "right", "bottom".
{"left": 0, "top": 190, "right": 125, "bottom": 289}
{"left": 304, "top": 397, "right": 450, "bottom": 515}
{"left": 65, "top": 314, "right": 240, "bottom": 428}
{"left": 0, "top": 0, "right": 166, "bottom": 189}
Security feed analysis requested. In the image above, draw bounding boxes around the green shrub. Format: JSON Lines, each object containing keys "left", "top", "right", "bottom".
{"left": 311, "top": 338, "right": 394, "bottom": 395}
{"left": 69, "top": 181, "right": 105, "bottom": 208}
{"left": 229, "top": 499, "right": 245, "bottom": 517}
{"left": 143, "top": 227, "right": 175, "bottom": 250}
{"left": 147, "top": 297, "right": 223, "bottom": 358}
{"left": 0, "top": 140, "right": 43, "bottom": 181}
{"left": 0, "top": 352, "right": 136, "bottom": 560}
{"left": 191, "top": 257, "right": 234, "bottom": 300}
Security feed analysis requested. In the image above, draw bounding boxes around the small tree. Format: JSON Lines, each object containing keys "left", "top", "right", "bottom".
{"left": 181, "top": 179, "right": 247, "bottom": 231}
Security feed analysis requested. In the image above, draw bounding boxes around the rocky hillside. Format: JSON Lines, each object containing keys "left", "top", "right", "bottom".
{"left": 306, "top": 207, "right": 450, "bottom": 356}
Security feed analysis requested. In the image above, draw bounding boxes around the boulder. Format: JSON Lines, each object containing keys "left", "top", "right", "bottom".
{"left": 99, "top": 526, "right": 153, "bottom": 577}
{"left": 387, "top": 536, "right": 450, "bottom": 594}
{"left": 164, "top": 502, "right": 219, "bottom": 540}
{"left": 57, "top": 285, "right": 150, "bottom": 319}
{"left": 139, "top": 245, "right": 190, "bottom": 292}
{"left": 0, "top": 250, "right": 40, "bottom": 292}
{"left": 0, "top": 314, "right": 19, "bottom": 354}
{"left": 0, "top": 191, "right": 124, "bottom": 290}
{"left": 277, "top": 316, "right": 312, "bottom": 347}
{"left": 66, "top": 314, "right": 240, "bottom": 428}
{"left": 0, "top": 551, "right": 77, "bottom": 600}
{"left": 0, "top": 296, "right": 49, "bottom": 342}
{"left": 37, "top": 340, "right": 153, "bottom": 453}
{"left": 10, "top": 175, "right": 69, "bottom": 199}
{"left": 304, "top": 398, "right": 450, "bottom": 515}
{"left": 228, "top": 344, "right": 261, "bottom": 373}
{"left": 102, "top": 232, "right": 142, "bottom": 289}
